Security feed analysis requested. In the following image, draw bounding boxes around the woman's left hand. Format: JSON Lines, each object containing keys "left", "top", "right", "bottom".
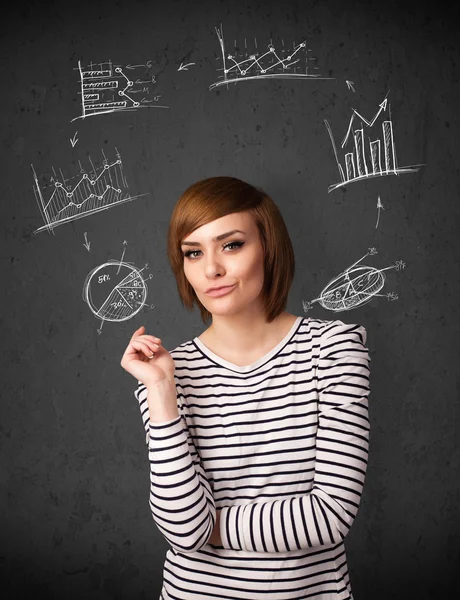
{"left": 208, "top": 509, "right": 222, "bottom": 545}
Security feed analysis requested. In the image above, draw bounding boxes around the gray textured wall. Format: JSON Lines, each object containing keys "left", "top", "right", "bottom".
{"left": 1, "top": 0, "right": 459, "bottom": 598}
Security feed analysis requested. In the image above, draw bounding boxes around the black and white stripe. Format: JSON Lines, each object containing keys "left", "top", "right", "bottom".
{"left": 134, "top": 317, "right": 371, "bottom": 600}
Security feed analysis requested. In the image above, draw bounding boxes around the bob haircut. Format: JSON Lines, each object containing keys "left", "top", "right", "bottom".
{"left": 167, "top": 176, "right": 295, "bottom": 324}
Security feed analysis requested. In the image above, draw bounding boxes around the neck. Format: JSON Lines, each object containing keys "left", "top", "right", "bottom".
{"left": 205, "top": 309, "right": 293, "bottom": 353}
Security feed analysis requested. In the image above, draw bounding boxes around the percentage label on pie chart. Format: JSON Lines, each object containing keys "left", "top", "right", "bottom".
{"left": 83, "top": 260, "right": 150, "bottom": 322}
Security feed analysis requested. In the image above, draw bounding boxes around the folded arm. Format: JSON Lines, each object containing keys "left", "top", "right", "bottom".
{"left": 218, "top": 321, "right": 371, "bottom": 552}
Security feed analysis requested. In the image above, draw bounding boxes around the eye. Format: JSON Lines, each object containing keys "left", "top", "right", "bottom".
{"left": 223, "top": 241, "right": 244, "bottom": 251}
{"left": 183, "top": 249, "right": 201, "bottom": 259}
{"left": 182, "top": 240, "right": 244, "bottom": 259}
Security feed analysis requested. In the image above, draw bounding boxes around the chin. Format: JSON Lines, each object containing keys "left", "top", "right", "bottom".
{"left": 202, "top": 301, "right": 242, "bottom": 317}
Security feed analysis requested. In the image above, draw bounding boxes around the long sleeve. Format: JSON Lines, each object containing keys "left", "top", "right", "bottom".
{"left": 219, "top": 320, "right": 371, "bottom": 553}
{"left": 134, "top": 379, "right": 216, "bottom": 553}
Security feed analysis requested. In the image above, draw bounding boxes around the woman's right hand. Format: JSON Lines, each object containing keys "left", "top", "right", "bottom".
{"left": 120, "top": 326, "right": 175, "bottom": 388}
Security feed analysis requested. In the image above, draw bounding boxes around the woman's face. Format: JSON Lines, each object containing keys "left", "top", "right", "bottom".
{"left": 181, "top": 211, "right": 266, "bottom": 318}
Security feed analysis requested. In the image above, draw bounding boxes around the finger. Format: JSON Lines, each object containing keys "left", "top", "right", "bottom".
{"left": 134, "top": 328, "right": 161, "bottom": 345}
{"left": 127, "top": 339, "right": 158, "bottom": 357}
{"left": 131, "top": 340, "right": 156, "bottom": 357}
{"left": 136, "top": 340, "right": 158, "bottom": 354}
{"left": 139, "top": 334, "right": 162, "bottom": 345}
{"left": 139, "top": 338, "right": 160, "bottom": 353}
{"left": 131, "top": 326, "right": 145, "bottom": 340}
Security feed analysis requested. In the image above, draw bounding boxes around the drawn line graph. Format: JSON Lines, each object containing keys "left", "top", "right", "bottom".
{"left": 72, "top": 60, "right": 169, "bottom": 122}
{"left": 209, "top": 24, "right": 334, "bottom": 90}
{"left": 32, "top": 149, "right": 147, "bottom": 235}
{"left": 324, "top": 92, "right": 424, "bottom": 192}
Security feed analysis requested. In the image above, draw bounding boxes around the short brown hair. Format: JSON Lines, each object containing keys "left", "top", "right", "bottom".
{"left": 167, "top": 176, "right": 295, "bottom": 324}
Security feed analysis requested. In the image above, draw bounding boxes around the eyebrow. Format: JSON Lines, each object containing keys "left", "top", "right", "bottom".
{"left": 181, "top": 229, "right": 246, "bottom": 246}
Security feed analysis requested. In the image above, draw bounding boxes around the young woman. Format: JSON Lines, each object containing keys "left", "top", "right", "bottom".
{"left": 120, "top": 176, "right": 370, "bottom": 600}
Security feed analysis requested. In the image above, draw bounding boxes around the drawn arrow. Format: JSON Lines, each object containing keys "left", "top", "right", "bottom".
{"left": 375, "top": 195, "right": 385, "bottom": 229}
{"left": 353, "top": 98, "right": 388, "bottom": 127}
{"left": 70, "top": 131, "right": 79, "bottom": 147}
{"left": 117, "top": 240, "right": 128, "bottom": 274}
{"left": 346, "top": 80, "right": 355, "bottom": 92}
{"left": 83, "top": 232, "right": 91, "bottom": 252}
{"left": 341, "top": 92, "right": 390, "bottom": 148}
{"left": 178, "top": 62, "right": 196, "bottom": 71}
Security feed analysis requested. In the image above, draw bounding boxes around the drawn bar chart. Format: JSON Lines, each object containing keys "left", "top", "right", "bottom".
{"left": 324, "top": 94, "right": 423, "bottom": 193}
{"left": 32, "top": 149, "right": 147, "bottom": 234}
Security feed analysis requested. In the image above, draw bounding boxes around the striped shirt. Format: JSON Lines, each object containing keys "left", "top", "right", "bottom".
{"left": 134, "top": 316, "right": 371, "bottom": 600}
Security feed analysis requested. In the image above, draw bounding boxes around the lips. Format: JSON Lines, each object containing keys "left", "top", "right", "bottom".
{"left": 205, "top": 284, "right": 237, "bottom": 297}
{"left": 206, "top": 285, "right": 232, "bottom": 293}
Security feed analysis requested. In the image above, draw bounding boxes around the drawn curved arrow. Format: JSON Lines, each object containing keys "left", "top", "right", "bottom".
{"left": 178, "top": 62, "right": 196, "bottom": 71}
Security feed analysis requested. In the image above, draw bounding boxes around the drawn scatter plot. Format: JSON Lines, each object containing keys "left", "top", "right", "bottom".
{"left": 324, "top": 92, "right": 424, "bottom": 193}
{"left": 209, "top": 24, "right": 334, "bottom": 90}
{"left": 32, "top": 149, "right": 147, "bottom": 235}
{"left": 302, "top": 248, "right": 406, "bottom": 313}
{"left": 83, "top": 253, "right": 154, "bottom": 334}
{"left": 71, "top": 59, "right": 169, "bottom": 122}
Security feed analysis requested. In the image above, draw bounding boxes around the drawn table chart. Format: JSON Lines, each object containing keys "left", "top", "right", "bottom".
{"left": 72, "top": 59, "right": 168, "bottom": 122}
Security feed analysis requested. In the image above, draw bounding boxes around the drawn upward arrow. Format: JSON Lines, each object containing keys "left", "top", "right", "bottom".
{"left": 83, "top": 232, "right": 91, "bottom": 251}
{"left": 375, "top": 195, "right": 385, "bottom": 229}
{"left": 70, "top": 131, "right": 79, "bottom": 147}
{"left": 178, "top": 62, "right": 196, "bottom": 71}
{"left": 117, "top": 240, "right": 128, "bottom": 274}
{"left": 345, "top": 80, "right": 355, "bottom": 92}
{"left": 341, "top": 92, "right": 390, "bottom": 148}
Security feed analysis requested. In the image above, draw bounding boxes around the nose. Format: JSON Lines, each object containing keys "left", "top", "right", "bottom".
{"left": 203, "top": 250, "right": 225, "bottom": 278}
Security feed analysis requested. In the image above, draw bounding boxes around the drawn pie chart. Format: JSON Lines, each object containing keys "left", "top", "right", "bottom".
{"left": 83, "top": 260, "right": 148, "bottom": 322}
{"left": 320, "top": 266, "right": 384, "bottom": 311}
